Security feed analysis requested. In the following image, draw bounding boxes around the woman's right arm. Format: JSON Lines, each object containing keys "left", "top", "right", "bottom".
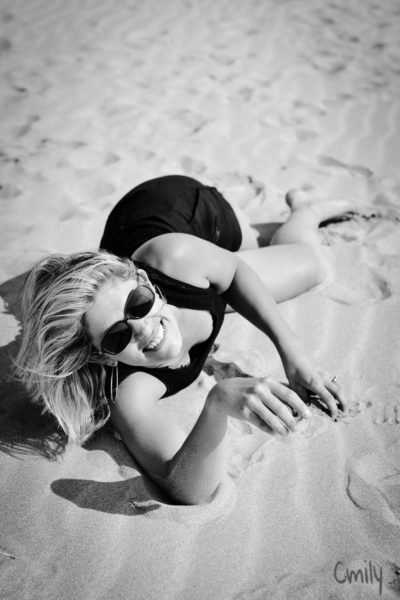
{"left": 110, "top": 372, "right": 228, "bottom": 506}
{"left": 111, "top": 372, "right": 310, "bottom": 505}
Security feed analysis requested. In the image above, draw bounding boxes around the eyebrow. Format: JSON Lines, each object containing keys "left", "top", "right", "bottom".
{"left": 83, "top": 284, "right": 127, "bottom": 350}
{"left": 97, "top": 286, "right": 136, "bottom": 346}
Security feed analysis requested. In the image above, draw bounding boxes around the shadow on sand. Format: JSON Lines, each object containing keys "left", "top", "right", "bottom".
{"left": 0, "top": 271, "right": 67, "bottom": 459}
{"left": 52, "top": 432, "right": 168, "bottom": 516}
{"left": 0, "top": 272, "right": 169, "bottom": 514}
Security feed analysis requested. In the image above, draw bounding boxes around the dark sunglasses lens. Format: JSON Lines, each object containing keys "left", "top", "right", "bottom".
{"left": 126, "top": 285, "right": 155, "bottom": 319}
{"left": 102, "top": 323, "right": 131, "bottom": 355}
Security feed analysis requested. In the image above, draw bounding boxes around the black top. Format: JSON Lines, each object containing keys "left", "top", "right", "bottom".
{"left": 108, "top": 262, "right": 226, "bottom": 398}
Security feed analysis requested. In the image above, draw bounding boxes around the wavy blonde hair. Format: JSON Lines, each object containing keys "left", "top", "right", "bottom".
{"left": 15, "top": 250, "right": 137, "bottom": 445}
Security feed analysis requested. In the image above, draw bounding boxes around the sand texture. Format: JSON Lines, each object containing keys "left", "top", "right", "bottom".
{"left": 1, "top": 1, "right": 400, "bottom": 599}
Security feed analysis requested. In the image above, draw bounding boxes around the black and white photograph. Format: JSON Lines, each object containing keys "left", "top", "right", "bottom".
{"left": 1, "top": 1, "right": 399, "bottom": 598}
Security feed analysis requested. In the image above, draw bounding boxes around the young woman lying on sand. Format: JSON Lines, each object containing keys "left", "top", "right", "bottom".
{"left": 17, "top": 175, "right": 350, "bottom": 504}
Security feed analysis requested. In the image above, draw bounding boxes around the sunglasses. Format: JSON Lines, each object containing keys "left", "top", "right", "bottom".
{"left": 100, "top": 284, "right": 156, "bottom": 355}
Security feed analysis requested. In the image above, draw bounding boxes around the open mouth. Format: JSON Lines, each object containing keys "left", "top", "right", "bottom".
{"left": 143, "top": 321, "right": 165, "bottom": 352}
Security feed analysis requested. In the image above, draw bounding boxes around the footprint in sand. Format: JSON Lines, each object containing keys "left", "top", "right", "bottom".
{"left": 325, "top": 262, "right": 393, "bottom": 305}
{"left": 211, "top": 171, "right": 266, "bottom": 209}
{"left": 285, "top": 186, "right": 395, "bottom": 304}
{"left": 225, "top": 427, "right": 276, "bottom": 479}
{"left": 317, "top": 155, "right": 374, "bottom": 179}
{"left": 373, "top": 404, "right": 400, "bottom": 426}
{"left": 164, "top": 108, "right": 210, "bottom": 135}
{"left": 352, "top": 386, "right": 400, "bottom": 426}
{"left": 62, "top": 147, "right": 120, "bottom": 170}
{"left": 11, "top": 114, "right": 40, "bottom": 138}
{"left": 346, "top": 440, "right": 400, "bottom": 528}
{"left": 296, "top": 414, "right": 330, "bottom": 439}
{"left": 0, "top": 546, "right": 16, "bottom": 561}
{"left": 296, "top": 129, "right": 318, "bottom": 141}
{"left": 321, "top": 221, "right": 395, "bottom": 304}
{"left": 180, "top": 156, "right": 206, "bottom": 176}
{"left": 295, "top": 395, "right": 363, "bottom": 439}
{"left": 0, "top": 182, "right": 23, "bottom": 200}
{"left": 58, "top": 180, "right": 116, "bottom": 222}
{"left": 0, "top": 37, "right": 11, "bottom": 54}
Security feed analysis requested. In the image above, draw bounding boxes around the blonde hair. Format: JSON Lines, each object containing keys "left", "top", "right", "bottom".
{"left": 15, "top": 250, "right": 137, "bottom": 445}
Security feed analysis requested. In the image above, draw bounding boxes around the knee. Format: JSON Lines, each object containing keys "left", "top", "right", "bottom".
{"left": 297, "top": 244, "right": 326, "bottom": 289}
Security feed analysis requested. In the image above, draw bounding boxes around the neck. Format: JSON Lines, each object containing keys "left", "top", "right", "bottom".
{"left": 171, "top": 305, "right": 210, "bottom": 363}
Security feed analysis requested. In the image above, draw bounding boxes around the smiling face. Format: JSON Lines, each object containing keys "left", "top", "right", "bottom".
{"left": 85, "top": 273, "right": 186, "bottom": 369}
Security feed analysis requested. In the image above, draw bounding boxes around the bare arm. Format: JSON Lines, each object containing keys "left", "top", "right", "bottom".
{"left": 135, "top": 233, "right": 346, "bottom": 415}
{"left": 116, "top": 234, "right": 346, "bottom": 503}
{"left": 135, "top": 232, "right": 300, "bottom": 348}
{"left": 112, "top": 371, "right": 311, "bottom": 505}
{"left": 111, "top": 372, "right": 228, "bottom": 505}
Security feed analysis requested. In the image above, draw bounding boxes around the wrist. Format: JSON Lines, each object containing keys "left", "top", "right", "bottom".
{"left": 275, "top": 331, "right": 302, "bottom": 359}
{"left": 205, "top": 384, "right": 225, "bottom": 416}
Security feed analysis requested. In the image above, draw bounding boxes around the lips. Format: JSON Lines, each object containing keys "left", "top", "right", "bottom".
{"left": 143, "top": 321, "right": 165, "bottom": 352}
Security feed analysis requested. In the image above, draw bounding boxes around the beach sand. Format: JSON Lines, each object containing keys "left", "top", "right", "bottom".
{"left": 1, "top": 1, "right": 400, "bottom": 598}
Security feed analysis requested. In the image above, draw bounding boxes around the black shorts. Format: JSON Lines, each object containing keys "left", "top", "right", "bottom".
{"left": 99, "top": 175, "right": 242, "bottom": 257}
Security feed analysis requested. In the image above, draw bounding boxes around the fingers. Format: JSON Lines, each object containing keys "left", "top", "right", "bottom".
{"left": 308, "top": 373, "right": 347, "bottom": 418}
{"left": 242, "top": 374, "right": 347, "bottom": 436}
{"left": 325, "top": 377, "right": 347, "bottom": 412}
{"left": 246, "top": 379, "right": 310, "bottom": 436}
{"left": 246, "top": 407, "right": 287, "bottom": 436}
{"left": 268, "top": 379, "right": 311, "bottom": 420}
{"left": 249, "top": 397, "right": 293, "bottom": 435}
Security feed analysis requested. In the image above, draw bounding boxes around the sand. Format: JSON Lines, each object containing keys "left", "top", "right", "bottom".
{"left": 1, "top": 0, "right": 400, "bottom": 598}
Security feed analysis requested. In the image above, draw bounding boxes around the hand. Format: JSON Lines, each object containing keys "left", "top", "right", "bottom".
{"left": 280, "top": 342, "right": 347, "bottom": 418}
{"left": 206, "top": 377, "right": 311, "bottom": 436}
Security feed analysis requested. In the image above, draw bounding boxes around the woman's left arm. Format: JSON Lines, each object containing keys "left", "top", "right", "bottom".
{"left": 221, "top": 256, "right": 346, "bottom": 417}
{"left": 135, "top": 234, "right": 346, "bottom": 416}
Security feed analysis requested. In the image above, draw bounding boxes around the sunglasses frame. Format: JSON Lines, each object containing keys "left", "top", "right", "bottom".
{"left": 100, "top": 283, "right": 156, "bottom": 355}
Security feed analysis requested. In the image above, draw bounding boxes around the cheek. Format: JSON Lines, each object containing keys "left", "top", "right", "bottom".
{"left": 164, "top": 317, "right": 182, "bottom": 350}
{"left": 115, "top": 339, "right": 141, "bottom": 362}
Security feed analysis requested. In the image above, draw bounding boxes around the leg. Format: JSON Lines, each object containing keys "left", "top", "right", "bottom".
{"left": 238, "top": 243, "right": 323, "bottom": 303}
{"left": 236, "top": 188, "right": 355, "bottom": 302}
{"left": 270, "top": 188, "right": 355, "bottom": 246}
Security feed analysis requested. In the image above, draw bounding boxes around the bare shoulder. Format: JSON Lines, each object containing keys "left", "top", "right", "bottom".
{"left": 110, "top": 370, "right": 166, "bottom": 424}
{"left": 132, "top": 233, "right": 208, "bottom": 286}
{"left": 109, "top": 369, "right": 187, "bottom": 478}
{"left": 132, "top": 233, "right": 236, "bottom": 292}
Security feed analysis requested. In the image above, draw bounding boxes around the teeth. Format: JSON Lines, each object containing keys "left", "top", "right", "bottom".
{"left": 145, "top": 323, "right": 164, "bottom": 351}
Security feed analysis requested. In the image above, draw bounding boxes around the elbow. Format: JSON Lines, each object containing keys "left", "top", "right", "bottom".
{"left": 171, "top": 489, "right": 217, "bottom": 506}
{"left": 150, "top": 457, "right": 224, "bottom": 506}
{"left": 160, "top": 472, "right": 221, "bottom": 506}
{"left": 178, "top": 487, "right": 218, "bottom": 506}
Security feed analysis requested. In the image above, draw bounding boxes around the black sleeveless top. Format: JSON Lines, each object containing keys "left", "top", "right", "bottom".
{"left": 109, "top": 262, "right": 226, "bottom": 398}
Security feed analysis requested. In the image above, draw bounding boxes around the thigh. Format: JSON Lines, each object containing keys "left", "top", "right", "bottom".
{"left": 100, "top": 176, "right": 204, "bottom": 257}
{"left": 237, "top": 243, "right": 323, "bottom": 303}
{"left": 189, "top": 186, "right": 243, "bottom": 251}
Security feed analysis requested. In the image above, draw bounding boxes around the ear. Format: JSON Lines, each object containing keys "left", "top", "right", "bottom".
{"left": 136, "top": 268, "right": 150, "bottom": 285}
{"left": 89, "top": 350, "right": 117, "bottom": 367}
{"left": 103, "top": 357, "right": 118, "bottom": 367}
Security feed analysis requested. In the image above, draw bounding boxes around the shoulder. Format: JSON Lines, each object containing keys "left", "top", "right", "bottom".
{"left": 111, "top": 370, "right": 166, "bottom": 421}
{"left": 132, "top": 233, "right": 237, "bottom": 292}
{"left": 109, "top": 370, "right": 187, "bottom": 479}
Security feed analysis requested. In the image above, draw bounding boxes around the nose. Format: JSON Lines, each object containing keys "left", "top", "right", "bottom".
{"left": 126, "top": 317, "right": 154, "bottom": 346}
